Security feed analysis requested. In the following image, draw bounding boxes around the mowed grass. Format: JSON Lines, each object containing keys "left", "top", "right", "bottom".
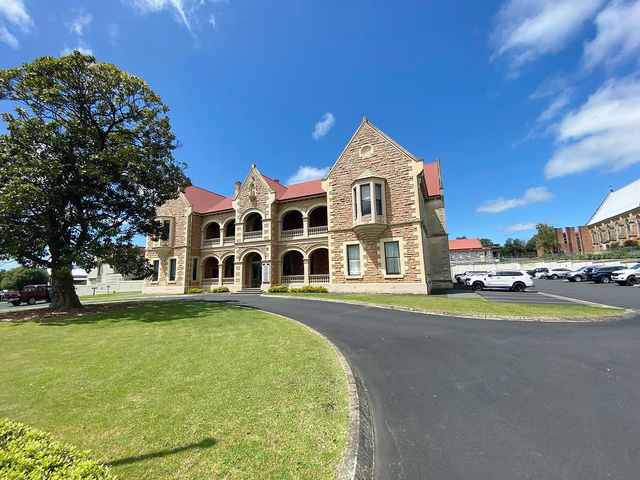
{"left": 0, "top": 302, "right": 348, "bottom": 479}
{"left": 269, "top": 293, "right": 624, "bottom": 318}
{"left": 78, "top": 292, "right": 145, "bottom": 301}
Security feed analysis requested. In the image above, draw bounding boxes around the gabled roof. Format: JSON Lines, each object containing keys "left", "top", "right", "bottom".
{"left": 279, "top": 179, "right": 324, "bottom": 200}
{"left": 587, "top": 177, "right": 640, "bottom": 225}
{"left": 423, "top": 161, "right": 442, "bottom": 197}
{"left": 261, "top": 174, "right": 288, "bottom": 198}
{"left": 183, "top": 186, "right": 226, "bottom": 213}
{"left": 449, "top": 238, "right": 483, "bottom": 251}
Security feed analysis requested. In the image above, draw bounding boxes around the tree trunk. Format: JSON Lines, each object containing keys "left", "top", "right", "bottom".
{"left": 50, "top": 267, "right": 82, "bottom": 310}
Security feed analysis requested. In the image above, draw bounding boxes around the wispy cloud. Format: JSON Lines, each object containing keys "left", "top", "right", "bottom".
{"left": 312, "top": 113, "right": 335, "bottom": 140}
{"left": 498, "top": 222, "right": 539, "bottom": 232}
{"left": 0, "top": 0, "right": 33, "bottom": 48}
{"left": 208, "top": 14, "right": 215, "bottom": 28}
{"left": 287, "top": 166, "right": 330, "bottom": 184}
{"left": 128, "top": 0, "right": 192, "bottom": 29}
{"left": 491, "top": 0, "right": 604, "bottom": 72}
{"left": 544, "top": 75, "right": 640, "bottom": 179}
{"left": 477, "top": 187, "right": 553, "bottom": 213}
{"left": 61, "top": 44, "right": 94, "bottom": 56}
{"left": 108, "top": 23, "right": 120, "bottom": 45}
{"left": 582, "top": 0, "right": 640, "bottom": 71}
{"left": 66, "top": 12, "right": 92, "bottom": 36}
{"left": 0, "top": 23, "right": 18, "bottom": 48}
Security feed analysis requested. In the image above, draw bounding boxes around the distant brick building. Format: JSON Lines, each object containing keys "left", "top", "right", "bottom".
{"left": 143, "top": 118, "right": 453, "bottom": 294}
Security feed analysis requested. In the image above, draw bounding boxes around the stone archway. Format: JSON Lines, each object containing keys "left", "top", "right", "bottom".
{"left": 243, "top": 252, "right": 263, "bottom": 288}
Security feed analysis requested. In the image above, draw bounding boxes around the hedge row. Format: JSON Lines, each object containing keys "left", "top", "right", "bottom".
{"left": 267, "top": 285, "right": 328, "bottom": 293}
{"left": 0, "top": 418, "right": 114, "bottom": 479}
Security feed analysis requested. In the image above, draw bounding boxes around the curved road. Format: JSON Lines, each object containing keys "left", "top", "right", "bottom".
{"left": 205, "top": 294, "right": 640, "bottom": 479}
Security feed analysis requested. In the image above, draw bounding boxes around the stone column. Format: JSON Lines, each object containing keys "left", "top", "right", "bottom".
{"left": 303, "top": 216, "right": 309, "bottom": 238}
{"left": 303, "top": 258, "right": 310, "bottom": 285}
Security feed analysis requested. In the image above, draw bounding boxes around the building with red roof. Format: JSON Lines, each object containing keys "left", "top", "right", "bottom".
{"left": 144, "top": 118, "right": 452, "bottom": 294}
{"left": 449, "top": 238, "right": 500, "bottom": 265}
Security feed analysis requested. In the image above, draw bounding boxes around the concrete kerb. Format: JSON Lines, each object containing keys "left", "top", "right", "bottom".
{"left": 263, "top": 294, "right": 637, "bottom": 323}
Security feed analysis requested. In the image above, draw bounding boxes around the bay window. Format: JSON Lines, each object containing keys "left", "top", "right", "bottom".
{"left": 360, "top": 184, "right": 371, "bottom": 215}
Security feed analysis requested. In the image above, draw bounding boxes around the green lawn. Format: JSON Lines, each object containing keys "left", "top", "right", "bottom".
{"left": 268, "top": 293, "right": 624, "bottom": 318}
{"left": 78, "top": 291, "right": 145, "bottom": 301}
{"left": 0, "top": 302, "right": 348, "bottom": 479}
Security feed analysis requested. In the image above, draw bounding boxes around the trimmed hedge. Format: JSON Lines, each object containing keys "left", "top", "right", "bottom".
{"left": 289, "top": 285, "right": 328, "bottom": 293}
{"left": 268, "top": 285, "right": 289, "bottom": 293}
{"left": 0, "top": 418, "right": 114, "bottom": 479}
{"left": 186, "top": 288, "right": 205, "bottom": 294}
{"left": 210, "top": 286, "right": 230, "bottom": 293}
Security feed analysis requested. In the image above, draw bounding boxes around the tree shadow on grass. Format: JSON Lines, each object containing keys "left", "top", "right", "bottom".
{"left": 33, "top": 301, "right": 246, "bottom": 327}
{"left": 106, "top": 437, "right": 217, "bottom": 467}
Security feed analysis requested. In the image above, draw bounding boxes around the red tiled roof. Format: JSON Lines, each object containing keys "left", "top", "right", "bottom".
{"left": 183, "top": 186, "right": 226, "bottom": 213}
{"left": 423, "top": 162, "right": 442, "bottom": 197}
{"left": 203, "top": 196, "right": 234, "bottom": 213}
{"left": 261, "top": 174, "right": 288, "bottom": 198}
{"left": 449, "top": 238, "right": 483, "bottom": 251}
{"left": 279, "top": 179, "right": 325, "bottom": 200}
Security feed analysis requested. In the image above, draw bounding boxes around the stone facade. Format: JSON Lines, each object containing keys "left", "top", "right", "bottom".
{"left": 588, "top": 209, "right": 640, "bottom": 251}
{"left": 143, "top": 118, "right": 452, "bottom": 295}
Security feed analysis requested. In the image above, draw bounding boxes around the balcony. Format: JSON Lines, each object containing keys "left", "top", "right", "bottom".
{"left": 223, "top": 235, "right": 235, "bottom": 245}
{"left": 243, "top": 230, "right": 262, "bottom": 241}
{"left": 310, "top": 274, "right": 329, "bottom": 284}
{"left": 281, "top": 228, "right": 303, "bottom": 239}
{"left": 308, "top": 226, "right": 328, "bottom": 236}
{"left": 203, "top": 238, "right": 221, "bottom": 248}
{"left": 281, "top": 275, "right": 304, "bottom": 284}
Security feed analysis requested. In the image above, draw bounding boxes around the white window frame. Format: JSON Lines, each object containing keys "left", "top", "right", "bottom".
{"left": 379, "top": 237, "right": 405, "bottom": 278}
{"left": 351, "top": 176, "right": 386, "bottom": 222}
{"left": 167, "top": 257, "right": 178, "bottom": 283}
{"left": 343, "top": 241, "right": 364, "bottom": 279}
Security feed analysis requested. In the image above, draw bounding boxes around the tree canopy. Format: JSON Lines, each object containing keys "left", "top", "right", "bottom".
{"left": 0, "top": 267, "right": 49, "bottom": 291}
{"left": 0, "top": 52, "right": 190, "bottom": 308}
{"left": 535, "top": 223, "right": 559, "bottom": 254}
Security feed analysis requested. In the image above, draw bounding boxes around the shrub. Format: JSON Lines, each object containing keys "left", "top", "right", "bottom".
{"left": 289, "top": 285, "right": 328, "bottom": 293}
{"left": 0, "top": 418, "right": 115, "bottom": 479}
{"left": 623, "top": 240, "right": 639, "bottom": 247}
{"left": 210, "top": 286, "right": 229, "bottom": 293}
{"left": 268, "top": 285, "right": 289, "bottom": 293}
{"left": 186, "top": 288, "right": 205, "bottom": 294}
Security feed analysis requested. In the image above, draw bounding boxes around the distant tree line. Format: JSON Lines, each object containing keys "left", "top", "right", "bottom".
{"left": 0, "top": 267, "right": 49, "bottom": 291}
{"left": 456, "top": 224, "right": 560, "bottom": 258}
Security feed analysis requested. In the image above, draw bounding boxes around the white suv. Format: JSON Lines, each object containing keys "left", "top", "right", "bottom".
{"left": 466, "top": 271, "right": 534, "bottom": 292}
{"left": 611, "top": 264, "right": 640, "bottom": 286}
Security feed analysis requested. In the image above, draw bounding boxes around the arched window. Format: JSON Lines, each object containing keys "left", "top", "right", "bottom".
{"left": 205, "top": 222, "right": 220, "bottom": 240}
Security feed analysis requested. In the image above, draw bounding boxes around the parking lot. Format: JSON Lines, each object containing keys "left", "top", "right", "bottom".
{"left": 532, "top": 278, "right": 640, "bottom": 311}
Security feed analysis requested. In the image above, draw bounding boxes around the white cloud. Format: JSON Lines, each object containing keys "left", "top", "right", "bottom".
{"left": 477, "top": 187, "right": 553, "bottom": 213}
{"left": 61, "top": 44, "right": 94, "bottom": 56}
{"left": 583, "top": 0, "right": 640, "bottom": 71}
{"left": 537, "top": 90, "right": 572, "bottom": 123}
{"left": 499, "top": 222, "right": 538, "bottom": 232}
{"left": 66, "top": 12, "right": 92, "bottom": 36}
{"left": 108, "top": 24, "right": 120, "bottom": 45}
{"left": 0, "top": 23, "right": 18, "bottom": 48}
{"left": 491, "top": 0, "right": 604, "bottom": 70}
{"left": 208, "top": 13, "right": 215, "bottom": 27}
{"left": 128, "top": 0, "right": 192, "bottom": 29}
{"left": 312, "top": 113, "right": 335, "bottom": 140}
{"left": 0, "top": 0, "right": 32, "bottom": 31}
{"left": 286, "top": 166, "right": 330, "bottom": 184}
{"left": 544, "top": 75, "right": 640, "bottom": 178}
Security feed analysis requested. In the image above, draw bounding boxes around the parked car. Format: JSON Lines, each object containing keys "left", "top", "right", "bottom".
{"left": 589, "top": 266, "right": 626, "bottom": 284}
{"left": 540, "top": 268, "right": 572, "bottom": 280}
{"left": 5, "top": 284, "right": 52, "bottom": 306}
{"left": 525, "top": 267, "right": 548, "bottom": 278}
{"left": 0, "top": 290, "right": 6, "bottom": 301}
{"left": 611, "top": 264, "right": 640, "bottom": 286}
{"left": 466, "top": 271, "right": 534, "bottom": 292}
{"left": 567, "top": 266, "right": 598, "bottom": 282}
{"left": 455, "top": 270, "right": 488, "bottom": 285}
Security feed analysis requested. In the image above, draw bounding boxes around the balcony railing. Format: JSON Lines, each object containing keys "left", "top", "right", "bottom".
{"left": 243, "top": 230, "right": 262, "bottom": 241}
{"left": 203, "top": 238, "right": 221, "bottom": 248}
{"left": 308, "top": 226, "right": 328, "bottom": 236}
{"left": 222, "top": 277, "right": 234, "bottom": 285}
{"left": 281, "top": 275, "right": 304, "bottom": 284}
{"left": 223, "top": 236, "right": 235, "bottom": 245}
{"left": 281, "top": 228, "right": 303, "bottom": 239}
{"left": 310, "top": 274, "right": 329, "bottom": 284}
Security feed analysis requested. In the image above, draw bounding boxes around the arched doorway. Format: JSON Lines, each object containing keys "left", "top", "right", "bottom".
{"left": 222, "top": 255, "right": 235, "bottom": 284}
{"left": 281, "top": 210, "right": 303, "bottom": 238}
{"left": 282, "top": 250, "right": 304, "bottom": 284}
{"left": 244, "top": 252, "right": 262, "bottom": 288}
{"left": 309, "top": 248, "right": 329, "bottom": 283}
{"left": 224, "top": 220, "right": 235, "bottom": 242}
{"left": 203, "top": 257, "right": 219, "bottom": 279}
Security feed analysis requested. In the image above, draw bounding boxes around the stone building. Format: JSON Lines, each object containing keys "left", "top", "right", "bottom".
{"left": 449, "top": 238, "right": 499, "bottom": 265}
{"left": 143, "top": 118, "right": 452, "bottom": 294}
{"left": 587, "top": 178, "right": 640, "bottom": 251}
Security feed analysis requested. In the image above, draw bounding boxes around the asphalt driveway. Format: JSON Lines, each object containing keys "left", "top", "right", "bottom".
{"left": 532, "top": 279, "right": 640, "bottom": 311}
{"left": 205, "top": 294, "right": 640, "bottom": 480}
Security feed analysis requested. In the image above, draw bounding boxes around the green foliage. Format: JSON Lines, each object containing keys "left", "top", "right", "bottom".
{"left": 0, "top": 267, "right": 49, "bottom": 291}
{"left": 623, "top": 240, "right": 639, "bottom": 247}
{"left": 186, "top": 288, "right": 204, "bottom": 294}
{"left": 479, "top": 238, "right": 494, "bottom": 247}
{"left": 268, "top": 284, "right": 289, "bottom": 293}
{"left": 289, "top": 285, "right": 328, "bottom": 293}
{"left": 210, "top": 286, "right": 229, "bottom": 293}
{"left": 0, "top": 418, "right": 114, "bottom": 479}
{"left": 0, "top": 52, "right": 190, "bottom": 308}
{"left": 536, "top": 223, "right": 559, "bottom": 254}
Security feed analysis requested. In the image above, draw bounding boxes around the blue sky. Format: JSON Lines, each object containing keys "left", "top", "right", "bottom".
{"left": 2, "top": 0, "right": 640, "bottom": 250}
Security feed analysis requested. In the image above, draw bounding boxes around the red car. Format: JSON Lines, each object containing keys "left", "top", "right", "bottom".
{"left": 6, "top": 284, "right": 52, "bottom": 306}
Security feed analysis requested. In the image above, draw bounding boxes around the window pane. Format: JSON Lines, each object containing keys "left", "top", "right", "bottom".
{"left": 353, "top": 188, "right": 358, "bottom": 218}
{"left": 192, "top": 258, "right": 198, "bottom": 281}
{"left": 169, "top": 258, "right": 177, "bottom": 281}
{"left": 347, "top": 244, "right": 360, "bottom": 275}
{"left": 360, "top": 184, "right": 371, "bottom": 215}
{"left": 375, "top": 184, "right": 383, "bottom": 215}
{"left": 384, "top": 241, "right": 400, "bottom": 274}
{"left": 152, "top": 260, "right": 159, "bottom": 281}
{"left": 161, "top": 220, "right": 170, "bottom": 241}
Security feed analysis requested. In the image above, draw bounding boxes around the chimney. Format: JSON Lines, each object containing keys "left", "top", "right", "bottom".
{"left": 235, "top": 181, "right": 241, "bottom": 196}
{"left": 273, "top": 179, "right": 280, "bottom": 184}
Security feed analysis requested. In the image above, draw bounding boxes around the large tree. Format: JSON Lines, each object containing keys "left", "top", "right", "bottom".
{"left": 0, "top": 52, "right": 190, "bottom": 309}
{"left": 535, "top": 223, "right": 559, "bottom": 254}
